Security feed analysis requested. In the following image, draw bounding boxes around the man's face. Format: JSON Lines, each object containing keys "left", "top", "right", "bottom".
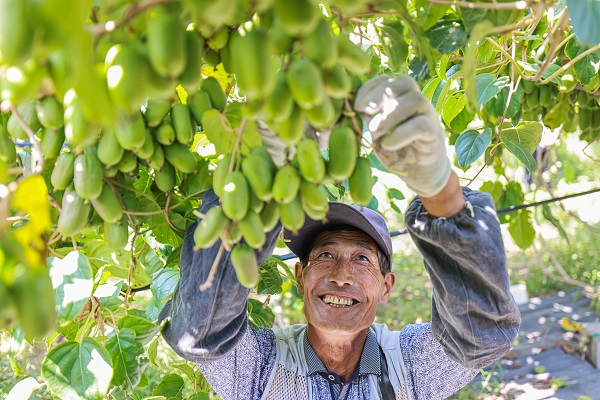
{"left": 295, "top": 229, "right": 395, "bottom": 336}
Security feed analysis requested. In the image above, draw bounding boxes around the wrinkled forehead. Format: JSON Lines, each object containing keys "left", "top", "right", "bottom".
{"left": 310, "top": 228, "right": 378, "bottom": 254}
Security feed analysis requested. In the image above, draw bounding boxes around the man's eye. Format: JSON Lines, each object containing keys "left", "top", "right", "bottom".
{"left": 357, "top": 255, "right": 369, "bottom": 261}
{"left": 318, "top": 252, "right": 333, "bottom": 258}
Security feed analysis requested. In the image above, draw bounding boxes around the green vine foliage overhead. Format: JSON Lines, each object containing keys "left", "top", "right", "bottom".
{"left": 0, "top": 0, "right": 599, "bottom": 398}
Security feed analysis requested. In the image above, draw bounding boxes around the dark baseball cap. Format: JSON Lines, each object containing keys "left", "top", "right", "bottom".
{"left": 282, "top": 202, "right": 393, "bottom": 268}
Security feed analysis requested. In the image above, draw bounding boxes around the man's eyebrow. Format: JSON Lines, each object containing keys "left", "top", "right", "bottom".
{"left": 313, "top": 240, "right": 376, "bottom": 252}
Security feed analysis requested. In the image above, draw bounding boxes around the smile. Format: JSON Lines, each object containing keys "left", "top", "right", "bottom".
{"left": 320, "top": 295, "right": 358, "bottom": 307}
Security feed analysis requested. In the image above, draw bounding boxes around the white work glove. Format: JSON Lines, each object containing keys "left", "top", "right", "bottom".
{"left": 354, "top": 75, "right": 451, "bottom": 198}
{"left": 256, "top": 120, "right": 330, "bottom": 168}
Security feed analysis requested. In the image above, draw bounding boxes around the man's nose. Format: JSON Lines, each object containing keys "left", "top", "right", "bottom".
{"left": 328, "top": 259, "right": 354, "bottom": 286}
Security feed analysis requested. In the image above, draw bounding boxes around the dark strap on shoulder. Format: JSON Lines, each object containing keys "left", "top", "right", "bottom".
{"left": 379, "top": 345, "right": 396, "bottom": 399}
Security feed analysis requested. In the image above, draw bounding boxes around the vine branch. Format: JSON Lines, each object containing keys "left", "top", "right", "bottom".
{"left": 427, "top": 0, "right": 530, "bottom": 10}
{"left": 540, "top": 42, "right": 600, "bottom": 85}
{"left": 88, "top": 0, "right": 178, "bottom": 36}
{"left": 10, "top": 105, "right": 45, "bottom": 173}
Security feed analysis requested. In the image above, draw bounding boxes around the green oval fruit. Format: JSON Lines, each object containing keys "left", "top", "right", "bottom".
{"left": 230, "top": 244, "right": 259, "bottom": 288}
{"left": 286, "top": 58, "right": 325, "bottom": 109}
{"left": 7, "top": 102, "right": 41, "bottom": 140}
{"left": 116, "top": 151, "right": 138, "bottom": 174}
{"left": 193, "top": 206, "right": 228, "bottom": 249}
{"left": 302, "top": 199, "right": 327, "bottom": 221}
{"left": 212, "top": 154, "right": 232, "bottom": 197}
{"left": 188, "top": 90, "right": 213, "bottom": 126}
{"left": 0, "top": 0, "right": 33, "bottom": 65}
{"left": 51, "top": 152, "right": 75, "bottom": 191}
{"left": 300, "top": 180, "right": 328, "bottom": 212}
{"left": 538, "top": 85, "right": 551, "bottom": 105}
{"left": 229, "top": 27, "right": 275, "bottom": 100}
{"left": 11, "top": 266, "right": 56, "bottom": 339}
{"left": 337, "top": 33, "right": 370, "bottom": 75}
{"left": 522, "top": 80, "right": 535, "bottom": 94}
{"left": 348, "top": 157, "right": 372, "bottom": 206}
{"left": 323, "top": 65, "right": 352, "bottom": 99}
{"left": 105, "top": 44, "right": 150, "bottom": 112}
{"left": 241, "top": 154, "right": 274, "bottom": 201}
{"left": 148, "top": 141, "right": 165, "bottom": 170}
{"left": 63, "top": 90, "right": 98, "bottom": 147}
{"left": 147, "top": 5, "right": 186, "bottom": 78}
{"left": 559, "top": 73, "right": 577, "bottom": 93}
{"left": 179, "top": 30, "right": 205, "bottom": 90}
{"left": 154, "top": 161, "right": 176, "bottom": 192}
{"left": 248, "top": 189, "right": 264, "bottom": 213}
{"left": 327, "top": 126, "right": 357, "bottom": 180}
{"left": 270, "top": 18, "right": 294, "bottom": 55}
{"left": 272, "top": 165, "right": 301, "bottom": 204}
{"left": 144, "top": 98, "right": 172, "bottom": 128}
{"left": 74, "top": 152, "right": 104, "bottom": 200}
{"left": 57, "top": 186, "right": 91, "bottom": 237}
{"left": 250, "top": 145, "right": 277, "bottom": 175}
{"left": 36, "top": 96, "right": 64, "bottom": 130}
{"left": 302, "top": 18, "right": 337, "bottom": 68}
{"left": 579, "top": 108, "right": 593, "bottom": 129}
{"left": 39, "top": 128, "right": 66, "bottom": 159}
{"left": 154, "top": 122, "right": 175, "bottom": 145}
{"left": 0, "top": 127, "right": 16, "bottom": 164}
{"left": 103, "top": 165, "right": 119, "bottom": 178}
{"left": 97, "top": 127, "right": 124, "bottom": 166}
{"left": 207, "top": 26, "right": 229, "bottom": 50}
{"left": 278, "top": 194, "right": 305, "bottom": 233}
{"left": 264, "top": 72, "right": 294, "bottom": 123}
{"left": 104, "top": 219, "right": 129, "bottom": 249}
{"left": 221, "top": 171, "right": 250, "bottom": 221}
{"left": 276, "top": 105, "right": 304, "bottom": 145}
{"left": 238, "top": 209, "right": 266, "bottom": 249}
{"left": 171, "top": 103, "right": 195, "bottom": 145}
{"left": 296, "top": 139, "right": 325, "bottom": 183}
{"left": 115, "top": 112, "right": 147, "bottom": 151}
{"left": 273, "top": 0, "right": 320, "bottom": 37}
{"left": 135, "top": 128, "right": 155, "bottom": 160}
{"left": 163, "top": 142, "right": 197, "bottom": 173}
{"left": 304, "top": 97, "right": 336, "bottom": 131}
{"left": 259, "top": 201, "right": 280, "bottom": 232}
{"left": 90, "top": 185, "right": 123, "bottom": 223}
{"left": 204, "top": 49, "right": 221, "bottom": 68}
{"left": 223, "top": 222, "right": 242, "bottom": 246}
{"left": 202, "top": 77, "right": 227, "bottom": 112}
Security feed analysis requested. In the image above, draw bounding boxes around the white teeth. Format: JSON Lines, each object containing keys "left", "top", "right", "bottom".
{"left": 322, "top": 296, "right": 354, "bottom": 306}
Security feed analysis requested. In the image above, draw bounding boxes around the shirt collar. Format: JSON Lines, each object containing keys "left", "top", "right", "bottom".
{"left": 303, "top": 328, "right": 381, "bottom": 377}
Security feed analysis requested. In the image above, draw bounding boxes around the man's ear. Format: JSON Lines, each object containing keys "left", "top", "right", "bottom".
{"left": 294, "top": 262, "right": 304, "bottom": 295}
{"left": 379, "top": 272, "right": 396, "bottom": 304}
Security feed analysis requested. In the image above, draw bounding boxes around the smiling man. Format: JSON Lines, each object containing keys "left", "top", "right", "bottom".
{"left": 160, "top": 76, "right": 521, "bottom": 399}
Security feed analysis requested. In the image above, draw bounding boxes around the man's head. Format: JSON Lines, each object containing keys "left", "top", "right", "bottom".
{"left": 283, "top": 203, "right": 396, "bottom": 335}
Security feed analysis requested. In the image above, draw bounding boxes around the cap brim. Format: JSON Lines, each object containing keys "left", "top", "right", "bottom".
{"left": 282, "top": 203, "right": 392, "bottom": 267}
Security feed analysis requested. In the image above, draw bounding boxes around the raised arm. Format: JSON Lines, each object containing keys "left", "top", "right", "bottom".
{"left": 159, "top": 189, "right": 282, "bottom": 363}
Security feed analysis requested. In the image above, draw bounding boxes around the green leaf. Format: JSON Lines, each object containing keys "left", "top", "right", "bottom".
{"left": 500, "top": 121, "right": 543, "bottom": 172}
{"left": 172, "top": 363, "right": 198, "bottom": 385}
{"left": 186, "top": 394, "right": 210, "bottom": 400}
{"left": 425, "top": 17, "right": 468, "bottom": 55}
{"left": 541, "top": 204, "right": 570, "bottom": 244}
{"left": 566, "top": 0, "right": 600, "bottom": 46}
{"left": 415, "top": 0, "right": 449, "bottom": 30}
{"left": 476, "top": 74, "right": 510, "bottom": 107}
{"left": 106, "top": 328, "right": 148, "bottom": 391}
{"left": 367, "top": 151, "right": 389, "bottom": 173}
{"left": 565, "top": 36, "right": 583, "bottom": 60}
{"left": 150, "top": 267, "right": 180, "bottom": 306}
{"left": 48, "top": 251, "right": 93, "bottom": 324}
{"left": 179, "top": 158, "right": 212, "bottom": 199}
{"left": 247, "top": 298, "right": 275, "bottom": 330}
{"left": 201, "top": 110, "right": 235, "bottom": 155}
{"left": 442, "top": 92, "right": 467, "bottom": 126}
{"left": 517, "top": 62, "right": 563, "bottom": 84}
{"left": 152, "top": 373, "right": 185, "bottom": 399}
{"left": 495, "top": 83, "right": 525, "bottom": 119}
{"left": 480, "top": 180, "right": 503, "bottom": 202}
{"left": 42, "top": 338, "right": 113, "bottom": 400}
{"left": 497, "top": 181, "right": 524, "bottom": 223}
{"left": 258, "top": 257, "right": 284, "bottom": 295}
{"left": 508, "top": 209, "right": 536, "bottom": 249}
{"left": 117, "top": 315, "right": 160, "bottom": 345}
{"left": 574, "top": 47, "right": 600, "bottom": 85}
{"left": 387, "top": 188, "right": 405, "bottom": 201}
{"left": 148, "top": 337, "right": 159, "bottom": 366}
{"left": 455, "top": 128, "right": 492, "bottom": 169}
{"left": 449, "top": 107, "right": 474, "bottom": 133}
{"left": 378, "top": 21, "right": 408, "bottom": 71}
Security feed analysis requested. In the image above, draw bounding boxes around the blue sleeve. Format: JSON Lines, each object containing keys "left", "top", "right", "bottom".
{"left": 159, "top": 189, "right": 282, "bottom": 363}
{"left": 404, "top": 187, "right": 521, "bottom": 369}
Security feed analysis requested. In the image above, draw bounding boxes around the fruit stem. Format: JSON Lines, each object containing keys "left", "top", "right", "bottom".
{"left": 228, "top": 118, "right": 247, "bottom": 173}
{"left": 199, "top": 233, "right": 228, "bottom": 292}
